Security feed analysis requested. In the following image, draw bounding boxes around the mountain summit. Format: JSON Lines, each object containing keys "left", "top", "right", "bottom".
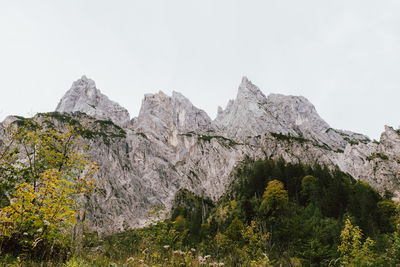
{"left": 214, "top": 77, "right": 369, "bottom": 150}
{"left": 135, "top": 90, "right": 212, "bottom": 141}
{"left": 56, "top": 76, "right": 130, "bottom": 126}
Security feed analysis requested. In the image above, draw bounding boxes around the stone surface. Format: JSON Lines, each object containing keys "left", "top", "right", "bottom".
{"left": 56, "top": 76, "right": 131, "bottom": 127}
{"left": 336, "top": 125, "right": 400, "bottom": 198}
{"left": 135, "top": 91, "right": 212, "bottom": 142}
{"left": 214, "top": 77, "right": 369, "bottom": 150}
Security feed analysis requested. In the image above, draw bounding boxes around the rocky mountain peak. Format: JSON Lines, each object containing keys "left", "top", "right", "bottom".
{"left": 380, "top": 125, "right": 400, "bottom": 151}
{"left": 265, "top": 93, "right": 330, "bottom": 133}
{"left": 73, "top": 75, "right": 95, "bottom": 88}
{"left": 56, "top": 76, "right": 130, "bottom": 126}
{"left": 136, "top": 90, "right": 211, "bottom": 140}
{"left": 238, "top": 76, "right": 267, "bottom": 100}
{"left": 214, "top": 76, "right": 296, "bottom": 137}
{"left": 233, "top": 77, "right": 269, "bottom": 114}
{"left": 214, "top": 77, "right": 368, "bottom": 150}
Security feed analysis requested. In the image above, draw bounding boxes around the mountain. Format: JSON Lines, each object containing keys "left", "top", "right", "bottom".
{"left": 213, "top": 77, "right": 369, "bottom": 150}
{"left": 56, "top": 76, "right": 131, "bottom": 127}
{"left": 135, "top": 90, "right": 212, "bottom": 141}
{"left": 3, "top": 76, "right": 400, "bottom": 234}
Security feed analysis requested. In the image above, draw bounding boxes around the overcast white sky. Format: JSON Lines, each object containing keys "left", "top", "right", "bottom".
{"left": 1, "top": 0, "right": 399, "bottom": 139}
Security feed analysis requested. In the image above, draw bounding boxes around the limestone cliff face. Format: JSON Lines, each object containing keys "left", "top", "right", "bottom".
{"left": 336, "top": 126, "right": 400, "bottom": 197}
{"left": 214, "top": 77, "right": 369, "bottom": 150}
{"left": 135, "top": 91, "right": 212, "bottom": 141}
{"left": 3, "top": 76, "right": 400, "bottom": 234}
{"left": 56, "top": 76, "right": 130, "bottom": 127}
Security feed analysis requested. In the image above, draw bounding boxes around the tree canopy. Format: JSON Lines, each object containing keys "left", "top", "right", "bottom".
{"left": 0, "top": 117, "right": 97, "bottom": 261}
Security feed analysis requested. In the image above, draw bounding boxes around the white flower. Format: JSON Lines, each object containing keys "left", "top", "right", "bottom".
{"left": 126, "top": 257, "right": 135, "bottom": 263}
{"left": 163, "top": 245, "right": 170, "bottom": 249}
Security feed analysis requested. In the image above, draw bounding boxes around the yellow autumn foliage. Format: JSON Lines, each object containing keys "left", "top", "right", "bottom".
{"left": 338, "top": 218, "right": 376, "bottom": 266}
{"left": 0, "top": 118, "right": 97, "bottom": 260}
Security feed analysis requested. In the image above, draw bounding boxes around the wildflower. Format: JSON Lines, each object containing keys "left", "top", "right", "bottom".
{"left": 163, "top": 245, "right": 170, "bottom": 249}
{"left": 32, "top": 237, "right": 42, "bottom": 248}
{"left": 126, "top": 257, "right": 135, "bottom": 263}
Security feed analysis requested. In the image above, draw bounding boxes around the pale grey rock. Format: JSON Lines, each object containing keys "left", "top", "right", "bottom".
{"left": 84, "top": 129, "right": 181, "bottom": 233}
{"left": 335, "top": 125, "right": 400, "bottom": 198}
{"left": 1, "top": 115, "right": 19, "bottom": 127}
{"left": 135, "top": 90, "right": 212, "bottom": 144}
{"left": 214, "top": 77, "right": 369, "bottom": 150}
{"left": 56, "top": 76, "right": 130, "bottom": 127}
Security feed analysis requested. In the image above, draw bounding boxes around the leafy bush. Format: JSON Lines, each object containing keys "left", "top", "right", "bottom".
{"left": 0, "top": 119, "right": 97, "bottom": 261}
{"left": 367, "top": 153, "right": 389, "bottom": 161}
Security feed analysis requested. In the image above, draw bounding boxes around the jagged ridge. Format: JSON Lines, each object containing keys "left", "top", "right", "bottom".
{"left": 56, "top": 76, "right": 131, "bottom": 127}
{"left": 2, "top": 75, "right": 399, "bottom": 234}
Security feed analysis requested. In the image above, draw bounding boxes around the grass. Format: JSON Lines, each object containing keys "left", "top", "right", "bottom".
{"left": 367, "top": 153, "right": 389, "bottom": 161}
{"left": 15, "top": 112, "right": 127, "bottom": 146}
{"left": 197, "top": 135, "right": 239, "bottom": 147}
{"left": 270, "top": 132, "right": 308, "bottom": 144}
{"left": 136, "top": 132, "right": 148, "bottom": 139}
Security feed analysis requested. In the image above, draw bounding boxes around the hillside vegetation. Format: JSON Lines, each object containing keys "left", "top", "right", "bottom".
{"left": 1, "top": 117, "right": 400, "bottom": 266}
{"left": 73, "top": 158, "right": 399, "bottom": 266}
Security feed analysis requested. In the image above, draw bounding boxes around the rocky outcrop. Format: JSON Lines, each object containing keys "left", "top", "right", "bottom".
{"left": 135, "top": 91, "right": 212, "bottom": 142}
{"left": 56, "top": 76, "right": 130, "bottom": 127}
{"left": 2, "top": 75, "right": 400, "bottom": 234}
{"left": 214, "top": 77, "right": 369, "bottom": 150}
{"left": 336, "top": 126, "right": 400, "bottom": 198}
